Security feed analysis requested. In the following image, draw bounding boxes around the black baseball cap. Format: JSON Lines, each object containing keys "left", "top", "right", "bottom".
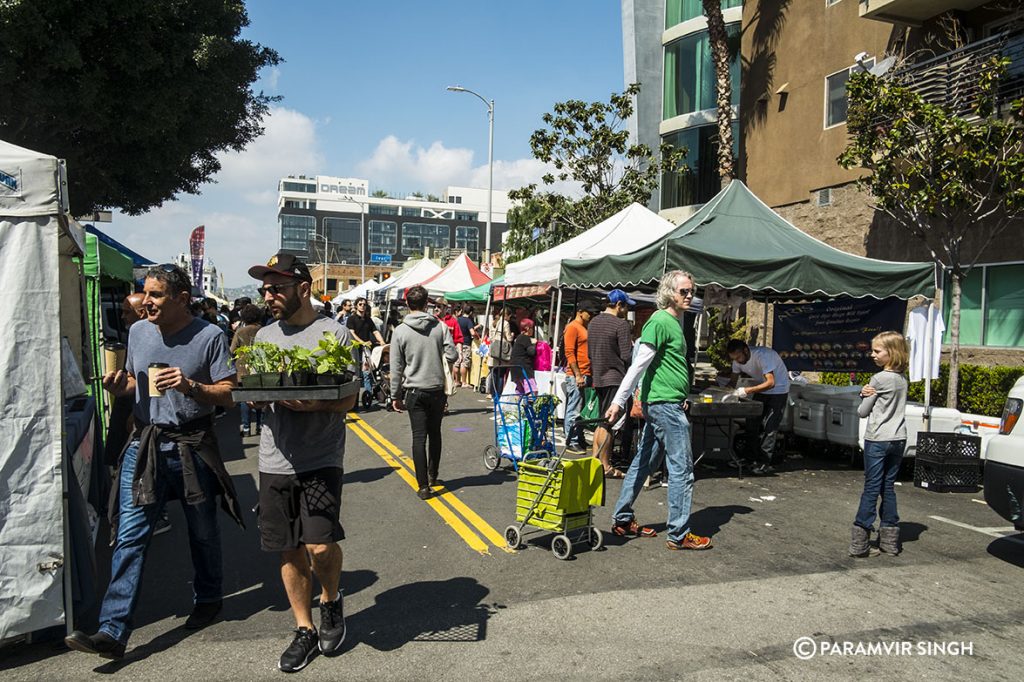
{"left": 248, "top": 252, "right": 313, "bottom": 282}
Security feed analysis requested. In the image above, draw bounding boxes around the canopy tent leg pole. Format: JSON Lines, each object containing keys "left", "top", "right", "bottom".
{"left": 546, "top": 288, "right": 557, "bottom": 344}
{"left": 551, "top": 287, "right": 565, "bottom": 362}
{"left": 762, "top": 299, "right": 769, "bottom": 347}
{"left": 922, "top": 265, "right": 943, "bottom": 432}
{"left": 383, "top": 297, "right": 393, "bottom": 343}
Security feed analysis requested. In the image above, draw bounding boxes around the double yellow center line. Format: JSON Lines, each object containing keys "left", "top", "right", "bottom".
{"left": 347, "top": 414, "right": 512, "bottom": 555}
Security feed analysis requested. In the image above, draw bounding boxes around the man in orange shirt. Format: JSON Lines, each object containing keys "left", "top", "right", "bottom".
{"left": 562, "top": 301, "right": 599, "bottom": 451}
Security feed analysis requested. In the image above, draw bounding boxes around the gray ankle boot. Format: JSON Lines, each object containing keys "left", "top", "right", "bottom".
{"left": 878, "top": 525, "right": 900, "bottom": 555}
{"left": 849, "top": 524, "right": 879, "bottom": 558}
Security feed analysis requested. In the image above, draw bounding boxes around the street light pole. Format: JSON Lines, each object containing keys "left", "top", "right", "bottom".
{"left": 446, "top": 85, "right": 494, "bottom": 263}
{"left": 342, "top": 195, "right": 367, "bottom": 283}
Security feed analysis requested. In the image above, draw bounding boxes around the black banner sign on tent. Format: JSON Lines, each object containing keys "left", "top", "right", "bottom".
{"left": 773, "top": 298, "right": 907, "bottom": 372}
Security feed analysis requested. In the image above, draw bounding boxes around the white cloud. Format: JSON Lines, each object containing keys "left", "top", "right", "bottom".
{"left": 356, "top": 135, "right": 580, "bottom": 197}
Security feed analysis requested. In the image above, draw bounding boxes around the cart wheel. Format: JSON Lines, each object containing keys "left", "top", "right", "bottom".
{"left": 587, "top": 527, "right": 604, "bottom": 551}
{"left": 504, "top": 525, "right": 522, "bottom": 550}
{"left": 551, "top": 534, "right": 573, "bottom": 560}
{"left": 483, "top": 445, "right": 500, "bottom": 471}
{"left": 362, "top": 391, "right": 374, "bottom": 409}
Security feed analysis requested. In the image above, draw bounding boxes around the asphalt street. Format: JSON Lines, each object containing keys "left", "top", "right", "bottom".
{"left": 2, "top": 388, "right": 1023, "bottom": 680}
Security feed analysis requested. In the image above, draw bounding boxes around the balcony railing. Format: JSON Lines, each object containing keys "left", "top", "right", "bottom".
{"left": 889, "top": 28, "right": 1024, "bottom": 118}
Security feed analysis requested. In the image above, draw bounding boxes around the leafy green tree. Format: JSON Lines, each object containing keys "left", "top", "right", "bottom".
{"left": 371, "top": 189, "right": 389, "bottom": 198}
{"left": 505, "top": 83, "right": 685, "bottom": 262}
{"left": 838, "top": 57, "right": 1024, "bottom": 408}
{"left": 0, "top": 0, "right": 280, "bottom": 216}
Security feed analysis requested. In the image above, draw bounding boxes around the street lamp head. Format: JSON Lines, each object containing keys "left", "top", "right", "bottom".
{"left": 446, "top": 85, "right": 465, "bottom": 92}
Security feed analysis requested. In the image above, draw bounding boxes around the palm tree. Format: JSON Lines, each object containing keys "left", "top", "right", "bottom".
{"left": 702, "top": 1, "right": 735, "bottom": 181}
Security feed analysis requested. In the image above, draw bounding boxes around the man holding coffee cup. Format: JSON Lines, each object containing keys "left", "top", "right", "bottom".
{"left": 66, "top": 264, "right": 242, "bottom": 660}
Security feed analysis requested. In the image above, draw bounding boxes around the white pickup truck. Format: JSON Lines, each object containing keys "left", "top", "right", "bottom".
{"left": 983, "top": 376, "right": 1024, "bottom": 531}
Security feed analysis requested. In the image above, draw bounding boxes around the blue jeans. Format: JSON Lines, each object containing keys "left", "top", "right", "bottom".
{"left": 98, "top": 440, "right": 224, "bottom": 644}
{"left": 562, "top": 376, "right": 583, "bottom": 444}
{"left": 240, "top": 403, "right": 262, "bottom": 430}
{"left": 855, "top": 439, "right": 905, "bottom": 529}
{"left": 355, "top": 346, "right": 374, "bottom": 393}
{"left": 613, "top": 402, "right": 694, "bottom": 543}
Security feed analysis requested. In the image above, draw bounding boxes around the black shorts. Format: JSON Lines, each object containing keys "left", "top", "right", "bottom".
{"left": 596, "top": 385, "right": 620, "bottom": 423}
{"left": 258, "top": 467, "right": 345, "bottom": 552}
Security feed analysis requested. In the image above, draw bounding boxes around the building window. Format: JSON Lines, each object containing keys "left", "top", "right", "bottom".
{"left": 401, "top": 206, "right": 422, "bottom": 217}
{"left": 665, "top": 0, "right": 742, "bottom": 29}
{"left": 455, "top": 211, "right": 479, "bottom": 221}
{"left": 664, "top": 25, "right": 741, "bottom": 119}
{"left": 401, "top": 223, "right": 450, "bottom": 256}
{"left": 369, "top": 203, "right": 398, "bottom": 216}
{"left": 327, "top": 278, "right": 338, "bottom": 291}
{"left": 826, "top": 0, "right": 842, "bottom": 7}
{"left": 280, "top": 214, "right": 315, "bottom": 253}
{"left": 455, "top": 226, "right": 480, "bottom": 259}
{"left": 283, "top": 199, "right": 316, "bottom": 209}
{"left": 323, "top": 216, "right": 361, "bottom": 263}
{"left": 448, "top": 196, "right": 462, "bottom": 204}
{"left": 825, "top": 58, "right": 874, "bottom": 127}
{"left": 281, "top": 181, "right": 316, "bottom": 193}
{"left": 661, "top": 121, "right": 739, "bottom": 209}
{"left": 368, "top": 220, "right": 397, "bottom": 255}
{"left": 943, "top": 263, "right": 1024, "bottom": 348}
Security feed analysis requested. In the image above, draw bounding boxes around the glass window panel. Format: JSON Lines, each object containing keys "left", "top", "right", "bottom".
{"left": 281, "top": 181, "right": 316, "bottom": 193}
{"left": 661, "top": 121, "right": 738, "bottom": 209}
{"left": 401, "top": 207, "right": 422, "bottom": 217}
{"left": 984, "top": 264, "right": 1024, "bottom": 347}
{"left": 368, "top": 220, "right": 397, "bottom": 255}
{"left": 369, "top": 204, "right": 398, "bottom": 216}
{"left": 666, "top": 0, "right": 742, "bottom": 29}
{"left": 664, "top": 26, "right": 741, "bottom": 119}
{"left": 401, "top": 222, "right": 450, "bottom": 255}
{"left": 942, "top": 268, "right": 983, "bottom": 345}
{"left": 455, "top": 226, "right": 480, "bottom": 259}
{"left": 455, "top": 211, "right": 479, "bottom": 221}
{"left": 323, "top": 217, "right": 361, "bottom": 262}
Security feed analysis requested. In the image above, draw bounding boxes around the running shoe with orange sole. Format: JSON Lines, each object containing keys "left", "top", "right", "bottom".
{"left": 666, "top": 532, "right": 713, "bottom": 550}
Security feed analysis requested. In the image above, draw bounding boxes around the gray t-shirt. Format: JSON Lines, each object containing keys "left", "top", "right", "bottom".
{"left": 256, "top": 315, "right": 351, "bottom": 475}
{"left": 126, "top": 317, "right": 234, "bottom": 427}
{"left": 858, "top": 370, "right": 908, "bottom": 441}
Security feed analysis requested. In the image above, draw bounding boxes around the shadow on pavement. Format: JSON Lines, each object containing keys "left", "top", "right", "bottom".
{"left": 440, "top": 469, "right": 515, "bottom": 493}
{"left": 898, "top": 521, "right": 928, "bottom": 544}
{"left": 690, "top": 505, "right": 755, "bottom": 537}
{"left": 987, "top": 534, "right": 1024, "bottom": 568}
{"left": 343, "top": 466, "right": 394, "bottom": 485}
{"left": 346, "top": 577, "right": 501, "bottom": 652}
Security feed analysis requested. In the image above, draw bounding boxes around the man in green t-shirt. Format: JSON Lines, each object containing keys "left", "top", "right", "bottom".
{"left": 605, "top": 270, "right": 713, "bottom": 551}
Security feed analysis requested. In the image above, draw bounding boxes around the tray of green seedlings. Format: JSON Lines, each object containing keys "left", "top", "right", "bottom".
{"left": 230, "top": 333, "right": 362, "bottom": 403}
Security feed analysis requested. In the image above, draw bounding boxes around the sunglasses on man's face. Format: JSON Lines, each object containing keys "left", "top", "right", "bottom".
{"left": 678, "top": 287, "right": 695, "bottom": 297}
{"left": 258, "top": 282, "right": 300, "bottom": 297}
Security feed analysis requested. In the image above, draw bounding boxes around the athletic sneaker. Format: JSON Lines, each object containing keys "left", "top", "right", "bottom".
{"left": 153, "top": 511, "right": 172, "bottom": 536}
{"left": 666, "top": 532, "right": 714, "bottom": 551}
{"left": 750, "top": 463, "right": 775, "bottom": 475}
{"left": 319, "top": 596, "right": 346, "bottom": 654}
{"left": 279, "top": 627, "right": 319, "bottom": 673}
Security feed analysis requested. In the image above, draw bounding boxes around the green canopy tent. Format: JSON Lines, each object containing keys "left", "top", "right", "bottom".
{"left": 79, "top": 231, "right": 134, "bottom": 431}
{"left": 560, "top": 180, "right": 935, "bottom": 300}
{"left": 445, "top": 275, "right": 504, "bottom": 302}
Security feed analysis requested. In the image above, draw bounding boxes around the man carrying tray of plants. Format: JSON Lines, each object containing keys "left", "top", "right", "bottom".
{"left": 247, "top": 252, "right": 358, "bottom": 673}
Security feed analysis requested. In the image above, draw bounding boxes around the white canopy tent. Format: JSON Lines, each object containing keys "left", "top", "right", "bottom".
{"left": 331, "top": 277, "right": 381, "bottom": 306}
{"left": 0, "top": 140, "right": 80, "bottom": 639}
{"left": 419, "top": 253, "right": 491, "bottom": 297}
{"left": 375, "top": 257, "right": 442, "bottom": 301}
{"left": 503, "top": 202, "right": 677, "bottom": 286}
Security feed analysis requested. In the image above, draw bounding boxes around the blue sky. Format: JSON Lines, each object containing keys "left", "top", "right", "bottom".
{"left": 107, "top": 1, "right": 624, "bottom": 287}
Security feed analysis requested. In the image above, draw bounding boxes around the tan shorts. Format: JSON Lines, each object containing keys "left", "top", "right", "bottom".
{"left": 454, "top": 344, "right": 472, "bottom": 370}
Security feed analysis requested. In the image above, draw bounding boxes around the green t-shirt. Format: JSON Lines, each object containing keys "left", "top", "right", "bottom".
{"left": 639, "top": 309, "right": 690, "bottom": 403}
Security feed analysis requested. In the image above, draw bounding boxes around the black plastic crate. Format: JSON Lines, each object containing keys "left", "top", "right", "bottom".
{"left": 913, "top": 455, "right": 982, "bottom": 493}
{"left": 916, "top": 432, "right": 982, "bottom": 460}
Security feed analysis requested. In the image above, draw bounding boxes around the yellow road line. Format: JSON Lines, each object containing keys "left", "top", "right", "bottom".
{"left": 347, "top": 420, "right": 491, "bottom": 555}
{"left": 350, "top": 414, "right": 513, "bottom": 553}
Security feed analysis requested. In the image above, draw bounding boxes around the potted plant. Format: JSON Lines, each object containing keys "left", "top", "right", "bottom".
{"left": 244, "top": 341, "right": 285, "bottom": 387}
{"left": 315, "top": 332, "right": 357, "bottom": 385}
{"left": 284, "top": 346, "right": 317, "bottom": 386}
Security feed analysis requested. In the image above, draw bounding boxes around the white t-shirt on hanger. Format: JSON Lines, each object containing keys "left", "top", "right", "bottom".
{"left": 906, "top": 305, "right": 945, "bottom": 382}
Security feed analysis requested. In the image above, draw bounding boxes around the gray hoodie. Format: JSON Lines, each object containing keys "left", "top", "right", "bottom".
{"left": 390, "top": 311, "right": 458, "bottom": 396}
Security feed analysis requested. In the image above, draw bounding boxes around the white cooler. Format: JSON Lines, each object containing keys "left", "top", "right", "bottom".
{"left": 826, "top": 391, "right": 865, "bottom": 448}
{"left": 856, "top": 402, "right": 963, "bottom": 456}
{"left": 793, "top": 385, "right": 859, "bottom": 442}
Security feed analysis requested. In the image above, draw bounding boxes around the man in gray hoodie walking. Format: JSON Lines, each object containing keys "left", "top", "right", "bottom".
{"left": 391, "top": 285, "right": 457, "bottom": 499}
